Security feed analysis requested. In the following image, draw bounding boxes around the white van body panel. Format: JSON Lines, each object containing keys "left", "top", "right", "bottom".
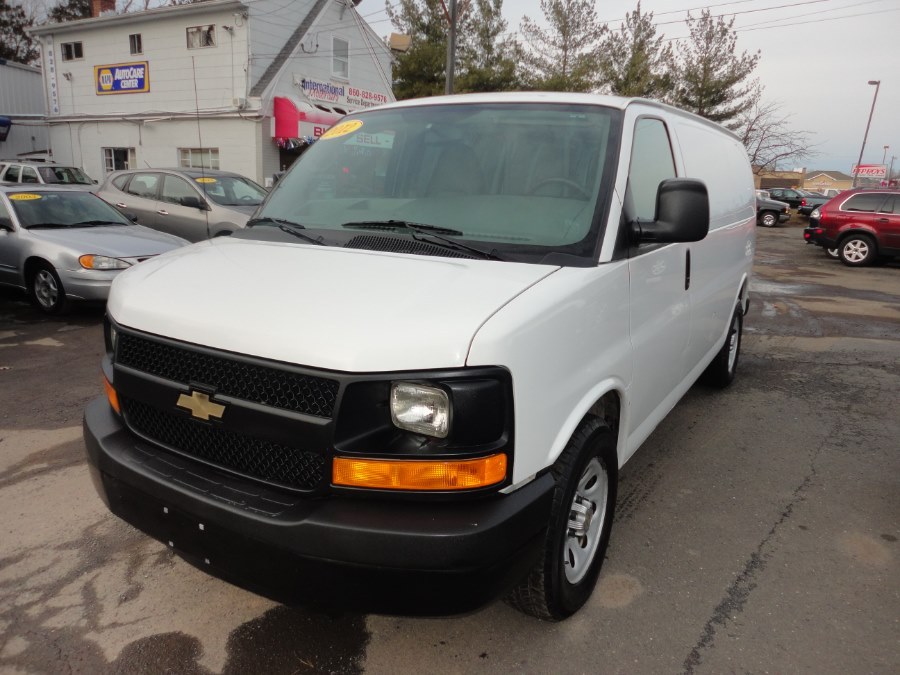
{"left": 466, "top": 263, "right": 632, "bottom": 481}
{"left": 107, "top": 237, "right": 559, "bottom": 373}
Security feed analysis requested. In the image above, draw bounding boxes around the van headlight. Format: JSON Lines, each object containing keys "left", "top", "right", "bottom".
{"left": 390, "top": 382, "right": 450, "bottom": 438}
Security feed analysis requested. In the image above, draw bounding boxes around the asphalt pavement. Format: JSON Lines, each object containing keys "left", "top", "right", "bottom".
{"left": 1, "top": 224, "right": 897, "bottom": 674}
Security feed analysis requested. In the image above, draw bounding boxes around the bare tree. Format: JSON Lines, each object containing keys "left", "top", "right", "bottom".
{"left": 734, "top": 84, "right": 815, "bottom": 173}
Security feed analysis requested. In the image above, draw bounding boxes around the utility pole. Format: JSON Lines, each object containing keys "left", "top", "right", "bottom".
{"left": 444, "top": 0, "right": 458, "bottom": 95}
{"left": 851, "top": 79, "right": 880, "bottom": 188}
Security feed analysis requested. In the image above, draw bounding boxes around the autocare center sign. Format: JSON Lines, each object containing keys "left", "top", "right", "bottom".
{"left": 95, "top": 62, "right": 150, "bottom": 95}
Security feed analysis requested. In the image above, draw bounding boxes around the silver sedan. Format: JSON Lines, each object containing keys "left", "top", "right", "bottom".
{"left": 0, "top": 184, "right": 187, "bottom": 313}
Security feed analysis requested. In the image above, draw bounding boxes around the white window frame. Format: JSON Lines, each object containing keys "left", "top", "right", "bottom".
{"left": 187, "top": 25, "right": 216, "bottom": 49}
{"left": 129, "top": 34, "right": 143, "bottom": 55}
{"left": 103, "top": 147, "right": 136, "bottom": 174}
{"left": 332, "top": 36, "right": 349, "bottom": 79}
{"left": 179, "top": 148, "right": 220, "bottom": 170}
{"left": 61, "top": 42, "right": 83, "bottom": 61}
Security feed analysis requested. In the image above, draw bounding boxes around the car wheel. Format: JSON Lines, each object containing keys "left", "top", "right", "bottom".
{"left": 825, "top": 247, "right": 839, "bottom": 259}
{"left": 506, "top": 416, "right": 616, "bottom": 621}
{"left": 701, "top": 304, "right": 743, "bottom": 388}
{"left": 838, "top": 234, "right": 876, "bottom": 266}
{"left": 760, "top": 211, "right": 778, "bottom": 228}
{"left": 29, "top": 262, "right": 68, "bottom": 314}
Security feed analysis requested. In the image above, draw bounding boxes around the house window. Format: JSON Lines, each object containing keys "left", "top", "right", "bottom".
{"left": 61, "top": 42, "right": 83, "bottom": 61}
{"left": 187, "top": 25, "right": 216, "bottom": 49}
{"left": 103, "top": 147, "right": 136, "bottom": 174}
{"left": 129, "top": 34, "right": 143, "bottom": 54}
{"left": 179, "top": 148, "right": 219, "bottom": 170}
{"left": 332, "top": 37, "right": 349, "bottom": 78}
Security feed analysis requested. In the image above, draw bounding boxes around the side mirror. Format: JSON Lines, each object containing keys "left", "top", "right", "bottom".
{"left": 634, "top": 178, "right": 709, "bottom": 244}
{"left": 181, "top": 195, "right": 209, "bottom": 210}
{"left": 125, "top": 212, "right": 139, "bottom": 223}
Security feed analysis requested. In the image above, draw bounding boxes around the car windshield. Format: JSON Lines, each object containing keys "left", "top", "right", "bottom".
{"left": 255, "top": 103, "right": 621, "bottom": 263}
{"left": 37, "top": 166, "right": 93, "bottom": 185}
{"left": 192, "top": 175, "right": 267, "bottom": 206}
{"left": 8, "top": 191, "right": 131, "bottom": 228}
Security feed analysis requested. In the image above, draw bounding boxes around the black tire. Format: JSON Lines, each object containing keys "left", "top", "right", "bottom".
{"left": 838, "top": 234, "right": 876, "bottom": 266}
{"left": 701, "top": 304, "right": 743, "bottom": 388}
{"left": 29, "top": 261, "right": 67, "bottom": 315}
{"left": 759, "top": 211, "right": 778, "bottom": 228}
{"left": 506, "top": 416, "right": 617, "bottom": 621}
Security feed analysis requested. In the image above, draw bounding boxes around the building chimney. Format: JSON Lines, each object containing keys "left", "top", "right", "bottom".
{"left": 91, "top": 0, "right": 116, "bottom": 17}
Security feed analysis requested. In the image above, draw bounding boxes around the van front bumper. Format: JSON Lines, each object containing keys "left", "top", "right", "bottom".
{"left": 83, "top": 398, "right": 554, "bottom": 614}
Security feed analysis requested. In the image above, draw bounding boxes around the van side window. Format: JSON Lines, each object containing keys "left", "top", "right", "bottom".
{"left": 628, "top": 118, "right": 676, "bottom": 221}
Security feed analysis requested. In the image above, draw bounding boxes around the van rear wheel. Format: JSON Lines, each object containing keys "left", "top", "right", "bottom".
{"left": 505, "top": 416, "right": 616, "bottom": 621}
{"left": 702, "top": 304, "right": 743, "bottom": 388}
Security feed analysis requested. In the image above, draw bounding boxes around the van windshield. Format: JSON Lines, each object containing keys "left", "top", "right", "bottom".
{"left": 256, "top": 103, "right": 621, "bottom": 264}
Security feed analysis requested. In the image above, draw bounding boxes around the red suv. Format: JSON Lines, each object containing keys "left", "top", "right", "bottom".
{"left": 807, "top": 189, "right": 900, "bottom": 266}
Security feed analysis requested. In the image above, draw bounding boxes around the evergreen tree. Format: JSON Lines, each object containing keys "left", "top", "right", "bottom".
{"left": 48, "top": 0, "right": 92, "bottom": 23}
{"left": 386, "top": 0, "right": 448, "bottom": 99}
{"left": 597, "top": 2, "right": 673, "bottom": 100}
{"left": 671, "top": 9, "right": 760, "bottom": 125}
{"left": 518, "top": 0, "right": 605, "bottom": 92}
{"left": 0, "top": 0, "right": 39, "bottom": 63}
{"left": 456, "top": 0, "right": 520, "bottom": 93}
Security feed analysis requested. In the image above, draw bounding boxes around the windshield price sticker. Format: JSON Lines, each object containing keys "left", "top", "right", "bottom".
{"left": 195, "top": 177, "right": 218, "bottom": 184}
{"left": 9, "top": 193, "right": 42, "bottom": 201}
{"left": 321, "top": 120, "right": 364, "bottom": 140}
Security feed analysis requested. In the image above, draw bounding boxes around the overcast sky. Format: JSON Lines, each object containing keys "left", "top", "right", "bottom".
{"left": 366, "top": 0, "right": 900, "bottom": 173}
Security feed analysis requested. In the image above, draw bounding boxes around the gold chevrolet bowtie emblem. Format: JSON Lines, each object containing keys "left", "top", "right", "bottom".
{"left": 176, "top": 390, "right": 225, "bottom": 421}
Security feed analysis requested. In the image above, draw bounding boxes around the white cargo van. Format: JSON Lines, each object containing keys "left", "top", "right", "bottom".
{"left": 84, "top": 93, "right": 755, "bottom": 620}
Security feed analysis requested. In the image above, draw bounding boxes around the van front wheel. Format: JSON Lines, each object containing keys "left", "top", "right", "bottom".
{"left": 506, "top": 417, "right": 616, "bottom": 621}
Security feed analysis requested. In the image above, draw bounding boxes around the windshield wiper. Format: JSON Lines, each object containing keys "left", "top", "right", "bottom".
{"left": 342, "top": 220, "right": 463, "bottom": 236}
{"left": 25, "top": 223, "right": 77, "bottom": 229}
{"left": 245, "top": 216, "right": 326, "bottom": 246}
{"left": 73, "top": 220, "right": 126, "bottom": 227}
{"left": 341, "top": 220, "right": 502, "bottom": 260}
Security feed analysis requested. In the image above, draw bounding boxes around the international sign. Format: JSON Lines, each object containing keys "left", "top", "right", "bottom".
{"left": 95, "top": 62, "right": 149, "bottom": 95}
{"left": 850, "top": 164, "right": 886, "bottom": 178}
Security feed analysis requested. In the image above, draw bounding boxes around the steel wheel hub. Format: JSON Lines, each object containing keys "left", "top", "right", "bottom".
{"left": 563, "top": 457, "right": 608, "bottom": 584}
{"left": 844, "top": 240, "right": 868, "bottom": 262}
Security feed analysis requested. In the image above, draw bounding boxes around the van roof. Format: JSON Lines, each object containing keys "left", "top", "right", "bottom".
{"left": 371, "top": 92, "right": 741, "bottom": 141}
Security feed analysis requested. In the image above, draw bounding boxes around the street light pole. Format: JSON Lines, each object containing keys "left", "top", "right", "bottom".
{"left": 882, "top": 145, "right": 890, "bottom": 165}
{"left": 852, "top": 80, "right": 880, "bottom": 188}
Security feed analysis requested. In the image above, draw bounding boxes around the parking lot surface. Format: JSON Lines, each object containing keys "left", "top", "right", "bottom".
{"left": 1, "top": 226, "right": 898, "bottom": 674}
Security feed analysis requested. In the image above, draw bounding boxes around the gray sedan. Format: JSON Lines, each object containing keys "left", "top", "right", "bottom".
{"left": 0, "top": 184, "right": 187, "bottom": 313}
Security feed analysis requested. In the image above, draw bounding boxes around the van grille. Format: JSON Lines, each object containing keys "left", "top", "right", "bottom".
{"left": 117, "top": 333, "right": 339, "bottom": 418}
{"left": 121, "top": 397, "right": 326, "bottom": 491}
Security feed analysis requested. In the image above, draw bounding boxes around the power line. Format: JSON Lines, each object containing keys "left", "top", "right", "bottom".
{"left": 736, "top": 0, "right": 886, "bottom": 29}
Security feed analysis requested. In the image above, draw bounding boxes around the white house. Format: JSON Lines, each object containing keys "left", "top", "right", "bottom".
{"left": 0, "top": 59, "right": 51, "bottom": 160}
{"left": 27, "top": 0, "right": 395, "bottom": 185}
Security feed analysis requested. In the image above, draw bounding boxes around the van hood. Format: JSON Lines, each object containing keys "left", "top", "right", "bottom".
{"left": 107, "top": 238, "right": 558, "bottom": 372}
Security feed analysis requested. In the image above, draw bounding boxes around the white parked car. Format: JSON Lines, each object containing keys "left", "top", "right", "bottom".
{"left": 85, "top": 93, "right": 755, "bottom": 620}
{"left": 0, "top": 184, "right": 186, "bottom": 313}
{"left": 0, "top": 161, "right": 96, "bottom": 189}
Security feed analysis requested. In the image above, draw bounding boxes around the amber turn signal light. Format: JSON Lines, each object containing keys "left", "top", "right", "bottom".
{"left": 333, "top": 454, "right": 507, "bottom": 491}
{"left": 103, "top": 375, "right": 120, "bottom": 414}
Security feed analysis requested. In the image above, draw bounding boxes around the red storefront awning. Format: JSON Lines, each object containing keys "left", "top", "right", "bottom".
{"left": 273, "top": 96, "right": 343, "bottom": 141}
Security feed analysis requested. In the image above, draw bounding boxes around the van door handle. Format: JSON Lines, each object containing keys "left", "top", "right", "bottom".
{"left": 685, "top": 249, "right": 691, "bottom": 291}
{"left": 157, "top": 209, "right": 169, "bottom": 216}
{"left": 116, "top": 202, "right": 127, "bottom": 208}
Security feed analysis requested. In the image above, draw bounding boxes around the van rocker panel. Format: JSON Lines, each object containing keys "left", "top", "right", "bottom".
{"left": 83, "top": 398, "right": 554, "bottom": 613}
